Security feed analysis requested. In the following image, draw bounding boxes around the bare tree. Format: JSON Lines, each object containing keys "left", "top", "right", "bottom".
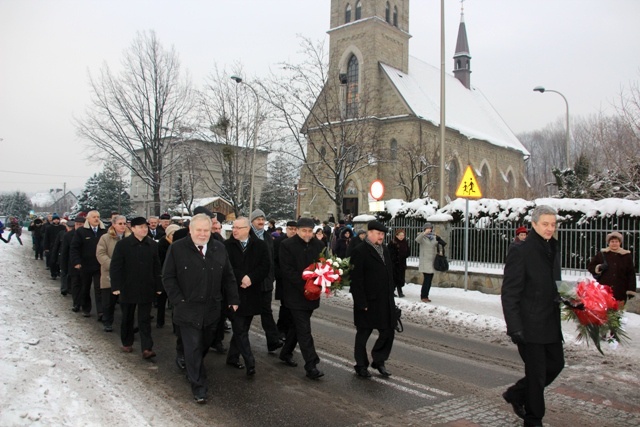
{"left": 75, "top": 31, "right": 196, "bottom": 216}
{"left": 260, "top": 37, "right": 382, "bottom": 219}
{"left": 394, "top": 139, "right": 440, "bottom": 200}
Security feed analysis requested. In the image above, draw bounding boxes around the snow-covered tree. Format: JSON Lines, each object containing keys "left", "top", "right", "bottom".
{"left": 0, "top": 191, "right": 32, "bottom": 219}
{"left": 75, "top": 163, "right": 132, "bottom": 217}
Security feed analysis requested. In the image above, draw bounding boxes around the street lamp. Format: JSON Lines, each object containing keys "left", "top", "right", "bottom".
{"left": 231, "top": 75, "right": 260, "bottom": 214}
{"left": 533, "top": 86, "right": 570, "bottom": 169}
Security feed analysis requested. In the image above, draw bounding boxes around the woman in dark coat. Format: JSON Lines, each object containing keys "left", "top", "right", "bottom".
{"left": 314, "top": 228, "right": 328, "bottom": 248}
{"left": 335, "top": 227, "right": 352, "bottom": 258}
{"left": 28, "top": 218, "right": 45, "bottom": 258}
{"left": 587, "top": 231, "right": 637, "bottom": 308}
{"left": 388, "top": 229, "right": 410, "bottom": 297}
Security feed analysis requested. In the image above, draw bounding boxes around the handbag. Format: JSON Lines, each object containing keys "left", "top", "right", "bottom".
{"left": 433, "top": 243, "right": 449, "bottom": 272}
{"left": 592, "top": 249, "right": 608, "bottom": 280}
{"left": 394, "top": 305, "right": 403, "bottom": 333}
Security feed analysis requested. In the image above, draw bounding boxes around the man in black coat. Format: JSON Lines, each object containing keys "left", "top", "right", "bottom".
{"left": 110, "top": 217, "right": 163, "bottom": 359}
{"left": 162, "top": 213, "right": 239, "bottom": 404}
{"left": 223, "top": 217, "right": 270, "bottom": 376}
{"left": 70, "top": 211, "right": 107, "bottom": 317}
{"left": 62, "top": 218, "right": 84, "bottom": 310}
{"left": 501, "top": 205, "right": 564, "bottom": 427}
{"left": 51, "top": 220, "right": 74, "bottom": 295}
{"left": 43, "top": 213, "right": 65, "bottom": 279}
{"left": 274, "top": 220, "right": 297, "bottom": 339}
{"left": 278, "top": 217, "right": 326, "bottom": 379}
{"left": 349, "top": 221, "right": 396, "bottom": 378}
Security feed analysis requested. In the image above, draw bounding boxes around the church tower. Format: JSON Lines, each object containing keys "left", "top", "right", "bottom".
{"left": 453, "top": 5, "right": 472, "bottom": 89}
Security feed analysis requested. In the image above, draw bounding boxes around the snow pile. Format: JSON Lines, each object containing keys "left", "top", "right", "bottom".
{"left": 385, "top": 198, "right": 454, "bottom": 222}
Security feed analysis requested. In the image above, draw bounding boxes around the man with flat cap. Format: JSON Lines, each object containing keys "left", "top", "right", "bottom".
{"left": 278, "top": 217, "right": 326, "bottom": 379}
{"left": 349, "top": 220, "right": 397, "bottom": 378}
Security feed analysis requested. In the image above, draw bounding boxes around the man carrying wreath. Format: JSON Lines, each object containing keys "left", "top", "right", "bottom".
{"left": 278, "top": 217, "right": 326, "bottom": 379}
{"left": 349, "top": 220, "right": 396, "bottom": 378}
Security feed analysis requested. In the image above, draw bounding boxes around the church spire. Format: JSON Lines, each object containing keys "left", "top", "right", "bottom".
{"left": 453, "top": 0, "right": 472, "bottom": 89}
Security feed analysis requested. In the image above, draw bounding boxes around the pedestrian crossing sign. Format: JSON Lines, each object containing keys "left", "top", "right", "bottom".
{"left": 455, "top": 165, "right": 483, "bottom": 199}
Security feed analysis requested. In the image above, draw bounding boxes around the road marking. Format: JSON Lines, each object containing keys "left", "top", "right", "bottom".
{"left": 316, "top": 349, "right": 452, "bottom": 399}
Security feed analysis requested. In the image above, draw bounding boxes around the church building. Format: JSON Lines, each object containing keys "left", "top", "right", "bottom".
{"left": 298, "top": 0, "right": 530, "bottom": 219}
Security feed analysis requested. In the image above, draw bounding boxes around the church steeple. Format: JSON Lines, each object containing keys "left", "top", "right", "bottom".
{"left": 453, "top": 2, "right": 472, "bottom": 89}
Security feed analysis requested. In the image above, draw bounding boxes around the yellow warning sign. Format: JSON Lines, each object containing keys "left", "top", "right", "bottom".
{"left": 455, "top": 165, "right": 483, "bottom": 199}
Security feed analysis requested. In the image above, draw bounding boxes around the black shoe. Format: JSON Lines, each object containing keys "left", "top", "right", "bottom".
{"left": 398, "top": 292, "right": 405, "bottom": 298}
{"left": 175, "top": 356, "right": 186, "bottom": 370}
{"left": 371, "top": 362, "right": 391, "bottom": 377}
{"left": 97, "top": 314, "right": 103, "bottom": 322}
{"left": 194, "top": 395, "right": 206, "bottom": 404}
{"left": 61, "top": 291, "right": 67, "bottom": 296}
{"left": 82, "top": 312, "right": 91, "bottom": 318}
{"left": 268, "top": 340, "right": 284, "bottom": 353}
{"left": 71, "top": 306, "right": 80, "bottom": 313}
{"left": 355, "top": 367, "right": 371, "bottom": 378}
{"left": 104, "top": 325, "right": 113, "bottom": 332}
{"left": 279, "top": 357, "right": 298, "bottom": 367}
{"left": 246, "top": 366, "right": 256, "bottom": 376}
{"left": 502, "top": 391, "right": 526, "bottom": 420}
{"left": 226, "top": 361, "right": 245, "bottom": 370}
{"left": 306, "top": 368, "right": 324, "bottom": 380}
{"left": 212, "top": 342, "right": 226, "bottom": 354}
{"left": 50, "top": 276, "right": 57, "bottom": 280}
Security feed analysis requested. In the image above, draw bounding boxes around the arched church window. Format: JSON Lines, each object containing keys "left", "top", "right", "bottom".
{"left": 385, "top": 2, "right": 390, "bottom": 23}
{"left": 345, "top": 4, "right": 351, "bottom": 23}
{"left": 481, "top": 164, "right": 490, "bottom": 195}
{"left": 345, "top": 180, "right": 358, "bottom": 195}
{"left": 456, "top": 60, "right": 461, "bottom": 70}
{"left": 355, "top": 1, "right": 362, "bottom": 20}
{"left": 346, "top": 55, "right": 359, "bottom": 118}
{"left": 390, "top": 139, "right": 397, "bottom": 160}
{"left": 393, "top": 6, "right": 398, "bottom": 26}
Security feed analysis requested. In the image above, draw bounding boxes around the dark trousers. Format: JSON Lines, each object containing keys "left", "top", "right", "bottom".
{"left": 505, "top": 341, "right": 564, "bottom": 425}
{"left": 60, "top": 270, "right": 69, "bottom": 294}
{"left": 260, "top": 290, "right": 281, "bottom": 349}
{"left": 227, "top": 315, "right": 255, "bottom": 368}
{"left": 69, "top": 274, "right": 82, "bottom": 308}
{"left": 79, "top": 270, "right": 101, "bottom": 315}
{"left": 155, "top": 291, "right": 167, "bottom": 327}
{"left": 394, "top": 266, "right": 406, "bottom": 295}
{"left": 354, "top": 327, "right": 395, "bottom": 368}
{"left": 33, "top": 237, "right": 43, "bottom": 259}
{"left": 280, "top": 308, "right": 319, "bottom": 372}
{"left": 180, "top": 323, "right": 217, "bottom": 398}
{"left": 49, "top": 262, "right": 60, "bottom": 278}
{"left": 276, "top": 304, "right": 292, "bottom": 337}
{"left": 421, "top": 273, "right": 434, "bottom": 298}
{"left": 101, "top": 289, "right": 119, "bottom": 327}
{"left": 120, "top": 302, "right": 153, "bottom": 351}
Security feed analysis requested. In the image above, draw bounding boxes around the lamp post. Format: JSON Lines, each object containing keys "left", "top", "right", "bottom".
{"left": 533, "top": 86, "right": 570, "bottom": 169}
{"left": 231, "top": 75, "right": 260, "bottom": 214}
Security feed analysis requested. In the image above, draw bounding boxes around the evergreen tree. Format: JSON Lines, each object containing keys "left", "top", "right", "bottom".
{"left": 0, "top": 191, "right": 32, "bottom": 219}
{"left": 75, "top": 162, "right": 132, "bottom": 217}
{"left": 257, "top": 154, "right": 298, "bottom": 220}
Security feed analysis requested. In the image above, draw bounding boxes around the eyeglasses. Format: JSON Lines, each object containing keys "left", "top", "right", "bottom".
{"left": 232, "top": 226, "right": 248, "bottom": 229}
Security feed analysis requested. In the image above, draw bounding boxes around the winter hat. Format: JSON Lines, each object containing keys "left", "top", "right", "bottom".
{"left": 193, "top": 206, "right": 214, "bottom": 218}
{"left": 250, "top": 209, "right": 266, "bottom": 223}
{"left": 159, "top": 213, "right": 171, "bottom": 220}
{"left": 424, "top": 222, "right": 434, "bottom": 230}
{"left": 297, "top": 217, "right": 315, "bottom": 229}
{"left": 286, "top": 221, "right": 298, "bottom": 227}
{"left": 52, "top": 213, "right": 60, "bottom": 220}
{"left": 65, "top": 220, "right": 75, "bottom": 228}
{"left": 74, "top": 216, "right": 86, "bottom": 224}
{"left": 130, "top": 217, "right": 147, "bottom": 227}
{"left": 395, "top": 228, "right": 406, "bottom": 236}
{"left": 516, "top": 226, "right": 528, "bottom": 235}
{"left": 164, "top": 224, "right": 181, "bottom": 237}
{"left": 367, "top": 220, "right": 388, "bottom": 233}
{"left": 606, "top": 231, "right": 623, "bottom": 244}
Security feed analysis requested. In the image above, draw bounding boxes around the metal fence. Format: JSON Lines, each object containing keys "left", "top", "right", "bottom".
{"left": 380, "top": 216, "right": 640, "bottom": 275}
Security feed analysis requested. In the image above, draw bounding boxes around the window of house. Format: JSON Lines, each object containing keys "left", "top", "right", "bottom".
{"left": 355, "top": 1, "right": 362, "bottom": 20}
{"left": 385, "top": 2, "right": 390, "bottom": 23}
{"left": 345, "top": 4, "right": 351, "bottom": 23}
{"left": 346, "top": 55, "right": 359, "bottom": 118}
{"left": 393, "top": 6, "right": 398, "bottom": 26}
{"left": 390, "top": 139, "right": 397, "bottom": 160}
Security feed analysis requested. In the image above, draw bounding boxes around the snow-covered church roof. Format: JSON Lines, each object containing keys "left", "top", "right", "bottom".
{"left": 381, "top": 56, "right": 530, "bottom": 156}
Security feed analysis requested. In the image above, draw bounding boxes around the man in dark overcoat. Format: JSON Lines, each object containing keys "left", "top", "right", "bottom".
{"left": 278, "top": 217, "right": 326, "bottom": 380}
{"left": 62, "top": 218, "right": 84, "bottom": 310}
{"left": 274, "top": 220, "right": 297, "bottom": 339}
{"left": 501, "top": 205, "right": 564, "bottom": 427}
{"left": 110, "top": 217, "right": 163, "bottom": 359}
{"left": 349, "top": 220, "right": 396, "bottom": 378}
{"left": 223, "top": 217, "right": 270, "bottom": 376}
{"left": 70, "top": 210, "right": 107, "bottom": 317}
{"left": 43, "top": 213, "right": 65, "bottom": 279}
{"left": 162, "top": 213, "right": 239, "bottom": 404}
{"left": 51, "top": 220, "right": 74, "bottom": 295}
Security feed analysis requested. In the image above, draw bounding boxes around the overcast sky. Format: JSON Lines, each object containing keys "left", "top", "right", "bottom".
{"left": 1, "top": 0, "right": 639, "bottom": 195}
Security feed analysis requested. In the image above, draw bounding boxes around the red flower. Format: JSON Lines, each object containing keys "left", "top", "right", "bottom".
{"left": 573, "top": 280, "right": 618, "bottom": 326}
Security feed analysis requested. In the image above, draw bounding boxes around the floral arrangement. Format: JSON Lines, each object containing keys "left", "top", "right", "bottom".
{"left": 301, "top": 248, "right": 352, "bottom": 300}
{"left": 558, "top": 278, "right": 629, "bottom": 355}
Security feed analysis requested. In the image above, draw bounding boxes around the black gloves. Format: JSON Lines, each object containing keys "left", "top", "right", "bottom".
{"left": 509, "top": 330, "right": 526, "bottom": 345}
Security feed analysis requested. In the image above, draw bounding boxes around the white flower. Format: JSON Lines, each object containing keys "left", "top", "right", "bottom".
{"left": 333, "top": 261, "right": 339, "bottom": 268}
{"left": 339, "top": 268, "right": 343, "bottom": 275}
{"left": 335, "top": 257, "right": 342, "bottom": 263}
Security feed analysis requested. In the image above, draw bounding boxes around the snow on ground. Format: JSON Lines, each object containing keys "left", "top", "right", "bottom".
{"left": 1, "top": 230, "right": 638, "bottom": 426}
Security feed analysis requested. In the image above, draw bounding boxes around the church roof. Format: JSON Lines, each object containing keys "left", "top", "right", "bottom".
{"left": 454, "top": 15, "right": 470, "bottom": 57}
{"left": 380, "top": 56, "right": 530, "bottom": 156}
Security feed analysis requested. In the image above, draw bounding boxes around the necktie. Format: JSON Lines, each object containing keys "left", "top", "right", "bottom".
{"left": 241, "top": 241, "right": 247, "bottom": 251}
{"left": 197, "top": 245, "right": 204, "bottom": 257}
{"left": 93, "top": 227, "right": 97, "bottom": 236}
{"left": 152, "top": 230, "right": 156, "bottom": 237}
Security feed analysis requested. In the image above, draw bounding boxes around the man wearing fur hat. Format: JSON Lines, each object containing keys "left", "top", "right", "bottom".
{"left": 250, "top": 208, "right": 283, "bottom": 353}
{"left": 588, "top": 231, "right": 637, "bottom": 308}
{"left": 110, "top": 216, "right": 162, "bottom": 358}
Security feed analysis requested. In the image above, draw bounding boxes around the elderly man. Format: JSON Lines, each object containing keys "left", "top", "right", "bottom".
{"left": 223, "top": 217, "right": 270, "bottom": 376}
{"left": 110, "top": 217, "right": 162, "bottom": 358}
{"left": 274, "top": 220, "right": 297, "bottom": 339}
{"left": 349, "top": 221, "right": 396, "bottom": 378}
{"left": 147, "top": 216, "right": 165, "bottom": 241}
{"left": 63, "top": 217, "right": 84, "bottom": 310}
{"left": 70, "top": 210, "right": 107, "bottom": 318}
{"left": 501, "top": 205, "right": 564, "bottom": 427}
{"left": 249, "top": 209, "right": 283, "bottom": 353}
{"left": 278, "top": 217, "right": 326, "bottom": 379}
{"left": 159, "top": 213, "right": 172, "bottom": 231}
{"left": 163, "top": 213, "right": 239, "bottom": 404}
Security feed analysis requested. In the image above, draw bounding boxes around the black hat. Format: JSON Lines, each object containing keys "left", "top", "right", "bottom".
{"left": 65, "top": 220, "right": 75, "bottom": 228}
{"left": 297, "top": 217, "right": 315, "bottom": 229}
{"left": 159, "top": 213, "right": 171, "bottom": 220}
{"left": 367, "top": 220, "right": 388, "bottom": 233}
{"left": 193, "top": 206, "right": 214, "bottom": 218}
{"left": 286, "top": 221, "right": 298, "bottom": 227}
{"left": 74, "top": 216, "right": 86, "bottom": 224}
{"left": 130, "top": 217, "right": 147, "bottom": 227}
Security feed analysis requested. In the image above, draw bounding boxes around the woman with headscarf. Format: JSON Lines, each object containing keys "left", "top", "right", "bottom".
{"left": 388, "top": 229, "right": 410, "bottom": 297}
{"left": 415, "top": 222, "right": 446, "bottom": 303}
{"left": 587, "top": 231, "right": 637, "bottom": 309}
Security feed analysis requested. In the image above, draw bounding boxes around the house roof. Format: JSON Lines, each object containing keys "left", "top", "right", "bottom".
{"left": 380, "top": 56, "right": 530, "bottom": 156}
